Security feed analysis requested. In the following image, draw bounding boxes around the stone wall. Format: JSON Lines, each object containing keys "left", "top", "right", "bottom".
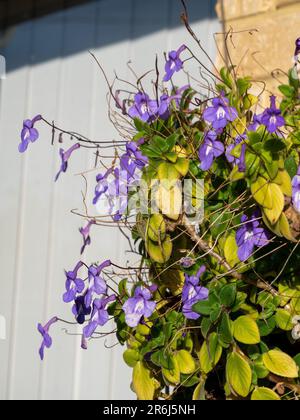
{"left": 215, "top": 0, "right": 300, "bottom": 105}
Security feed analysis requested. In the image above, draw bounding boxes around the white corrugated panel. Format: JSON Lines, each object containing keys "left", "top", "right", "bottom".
{"left": 0, "top": 0, "right": 219, "bottom": 400}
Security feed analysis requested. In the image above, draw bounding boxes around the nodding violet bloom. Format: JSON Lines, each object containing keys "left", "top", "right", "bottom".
{"left": 37, "top": 316, "right": 58, "bottom": 360}
{"left": 55, "top": 143, "right": 81, "bottom": 181}
{"left": 19, "top": 114, "right": 42, "bottom": 153}
{"left": 128, "top": 93, "right": 159, "bottom": 122}
{"left": 198, "top": 130, "right": 225, "bottom": 171}
{"left": 294, "top": 37, "right": 300, "bottom": 61}
{"left": 72, "top": 295, "right": 91, "bottom": 325}
{"left": 225, "top": 134, "right": 246, "bottom": 172}
{"left": 292, "top": 168, "right": 300, "bottom": 213}
{"left": 182, "top": 266, "right": 209, "bottom": 320}
{"left": 63, "top": 261, "right": 85, "bottom": 303}
{"left": 236, "top": 212, "right": 270, "bottom": 262}
{"left": 93, "top": 168, "right": 112, "bottom": 205}
{"left": 120, "top": 141, "right": 148, "bottom": 178}
{"left": 180, "top": 256, "right": 195, "bottom": 268}
{"left": 163, "top": 45, "right": 186, "bottom": 82}
{"left": 248, "top": 114, "right": 262, "bottom": 132}
{"left": 261, "top": 95, "right": 285, "bottom": 133}
{"left": 83, "top": 295, "right": 116, "bottom": 338}
{"left": 203, "top": 94, "right": 238, "bottom": 130}
{"left": 85, "top": 260, "right": 111, "bottom": 308}
{"left": 122, "top": 286, "right": 156, "bottom": 328}
{"left": 79, "top": 219, "right": 96, "bottom": 255}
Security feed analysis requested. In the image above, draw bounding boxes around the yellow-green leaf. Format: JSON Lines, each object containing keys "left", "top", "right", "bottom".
{"left": 192, "top": 378, "right": 206, "bottom": 400}
{"left": 262, "top": 350, "right": 299, "bottom": 378}
{"left": 175, "top": 349, "right": 196, "bottom": 374}
{"left": 273, "top": 169, "right": 292, "bottom": 197}
{"left": 162, "top": 356, "right": 180, "bottom": 385}
{"left": 226, "top": 352, "right": 252, "bottom": 397}
{"left": 132, "top": 361, "right": 159, "bottom": 400}
{"left": 224, "top": 233, "right": 240, "bottom": 267}
{"left": 146, "top": 235, "right": 172, "bottom": 264}
{"left": 263, "top": 183, "right": 284, "bottom": 225}
{"left": 278, "top": 213, "right": 295, "bottom": 241}
{"left": 251, "top": 387, "right": 280, "bottom": 400}
{"left": 157, "top": 162, "right": 180, "bottom": 181}
{"left": 275, "top": 309, "right": 293, "bottom": 331}
{"left": 147, "top": 214, "right": 166, "bottom": 243}
{"left": 155, "top": 183, "right": 182, "bottom": 220}
{"left": 123, "top": 349, "right": 140, "bottom": 367}
{"left": 233, "top": 315, "right": 260, "bottom": 344}
{"left": 251, "top": 177, "right": 273, "bottom": 209}
{"left": 174, "top": 158, "right": 190, "bottom": 177}
{"left": 198, "top": 332, "right": 223, "bottom": 374}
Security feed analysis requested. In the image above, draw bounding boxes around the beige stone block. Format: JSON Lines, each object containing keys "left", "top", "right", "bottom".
{"left": 216, "top": 0, "right": 276, "bottom": 21}
{"left": 215, "top": 2, "right": 300, "bottom": 104}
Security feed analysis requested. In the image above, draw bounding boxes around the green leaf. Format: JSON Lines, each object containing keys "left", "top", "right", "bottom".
{"left": 233, "top": 315, "right": 260, "bottom": 345}
{"left": 262, "top": 350, "right": 299, "bottom": 378}
{"left": 219, "top": 283, "right": 237, "bottom": 307}
{"left": 123, "top": 349, "right": 140, "bottom": 367}
{"left": 236, "top": 77, "right": 251, "bottom": 95}
{"left": 132, "top": 362, "right": 159, "bottom": 400}
{"left": 218, "top": 313, "right": 233, "bottom": 344}
{"left": 175, "top": 349, "right": 196, "bottom": 374}
{"left": 220, "top": 67, "right": 233, "bottom": 88}
{"left": 275, "top": 309, "right": 293, "bottom": 331}
{"left": 251, "top": 387, "right": 280, "bottom": 400}
{"left": 198, "top": 332, "right": 223, "bottom": 374}
{"left": 263, "top": 183, "right": 284, "bottom": 225}
{"left": 151, "top": 350, "right": 174, "bottom": 370}
{"left": 192, "top": 300, "right": 212, "bottom": 316}
{"left": 226, "top": 352, "right": 252, "bottom": 397}
{"left": 285, "top": 155, "right": 298, "bottom": 179}
{"left": 278, "top": 84, "right": 295, "bottom": 98}
{"left": 257, "top": 316, "right": 276, "bottom": 337}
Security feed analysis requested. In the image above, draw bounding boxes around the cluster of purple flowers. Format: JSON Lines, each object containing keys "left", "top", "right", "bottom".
{"left": 93, "top": 140, "right": 148, "bottom": 221}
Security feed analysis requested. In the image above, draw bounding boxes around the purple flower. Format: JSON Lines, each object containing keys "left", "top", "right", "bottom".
{"left": 93, "top": 168, "right": 112, "bottom": 205}
{"left": 79, "top": 219, "right": 96, "bottom": 255}
{"left": 37, "top": 316, "right": 58, "bottom": 360}
{"left": 72, "top": 295, "right": 91, "bottom": 325}
{"left": 63, "top": 261, "right": 85, "bottom": 303}
{"left": 55, "top": 143, "right": 80, "bottom": 181}
{"left": 128, "top": 93, "right": 158, "bottom": 122}
{"left": 225, "top": 134, "right": 246, "bottom": 172}
{"left": 203, "top": 95, "right": 238, "bottom": 130}
{"left": 248, "top": 114, "right": 262, "bottom": 131}
{"left": 261, "top": 95, "right": 285, "bottom": 133}
{"left": 83, "top": 295, "right": 116, "bottom": 338}
{"left": 198, "top": 130, "right": 224, "bottom": 171}
{"left": 163, "top": 45, "right": 186, "bottom": 82}
{"left": 19, "top": 115, "right": 42, "bottom": 153}
{"left": 120, "top": 141, "right": 148, "bottom": 178}
{"left": 292, "top": 168, "right": 300, "bottom": 213}
{"left": 236, "top": 212, "right": 270, "bottom": 261}
{"left": 182, "top": 266, "right": 209, "bottom": 320}
{"left": 294, "top": 37, "right": 300, "bottom": 61}
{"left": 180, "top": 256, "right": 195, "bottom": 268}
{"left": 122, "top": 286, "right": 156, "bottom": 328}
{"left": 85, "top": 260, "right": 111, "bottom": 308}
